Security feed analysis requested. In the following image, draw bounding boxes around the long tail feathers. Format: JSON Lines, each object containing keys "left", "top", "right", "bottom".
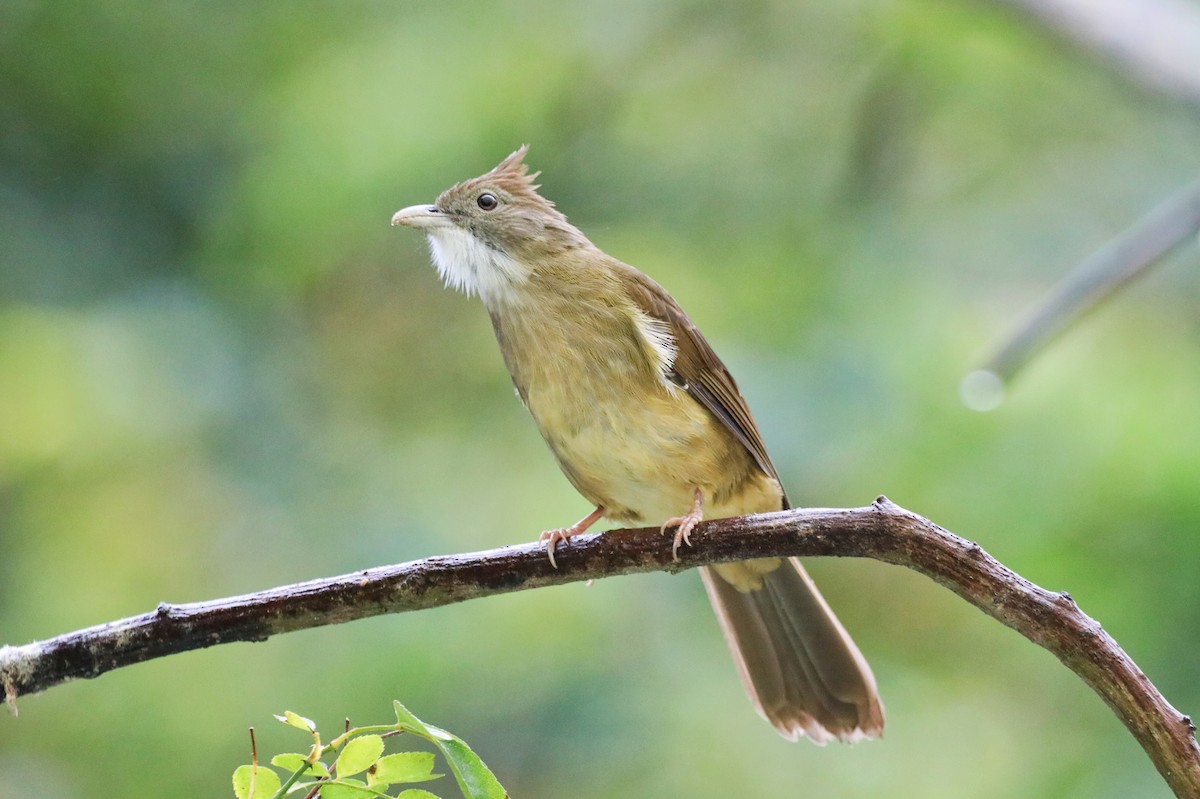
{"left": 700, "top": 559, "right": 885, "bottom": 743}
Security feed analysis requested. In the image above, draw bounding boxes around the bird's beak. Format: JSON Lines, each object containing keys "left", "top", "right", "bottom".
{"left": 391, "top": 204, "right": 451, "bottom": 230}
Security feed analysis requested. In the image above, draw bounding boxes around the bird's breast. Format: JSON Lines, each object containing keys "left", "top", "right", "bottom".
{"left": 491, "top": 302, "right": 774, "bottom": 524}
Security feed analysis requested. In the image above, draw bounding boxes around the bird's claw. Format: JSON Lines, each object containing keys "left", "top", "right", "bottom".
{"left": 661, "top": 488, "right": 705, "bottom": 562}
{"left": 536, "top": 506, "right": 606, "bottom": 570}
{"left": 661, "top": 512, "right": 702, "bottom": 562}
{"left": 539, "top": 528, "right": 568, "bottom": 569}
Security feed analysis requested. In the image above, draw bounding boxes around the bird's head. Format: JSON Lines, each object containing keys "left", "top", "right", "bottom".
{"left": 391, "top": 146, "right": 588, "bottom": 307}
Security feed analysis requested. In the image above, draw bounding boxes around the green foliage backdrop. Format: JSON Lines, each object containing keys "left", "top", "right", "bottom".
{"left": 1, "top": 1, "right": 1198, "bottom": 797}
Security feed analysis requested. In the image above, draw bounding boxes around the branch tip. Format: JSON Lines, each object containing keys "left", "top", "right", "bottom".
{"left": 872, "top": 495, "right": 900, "bottom": 513}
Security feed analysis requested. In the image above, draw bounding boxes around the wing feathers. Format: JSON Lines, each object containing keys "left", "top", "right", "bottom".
{"left": 623, "top": 266, "right": 789, "bottom": 508}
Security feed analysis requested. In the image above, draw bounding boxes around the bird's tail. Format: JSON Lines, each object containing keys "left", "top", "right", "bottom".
{"left": 700, "top": 559, "right": 884, "bottom": 743}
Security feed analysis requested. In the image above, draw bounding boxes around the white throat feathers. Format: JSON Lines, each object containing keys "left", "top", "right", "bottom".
{"left": 426, "top": 226, "right": 528, "bottom": 308}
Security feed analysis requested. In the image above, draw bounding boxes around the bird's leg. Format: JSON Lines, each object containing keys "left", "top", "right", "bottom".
{"left": 539, "top": 505, "right": 605, "bottom": 569}
{"left": 661, "top": 488, "right": 704, "bottom": 561}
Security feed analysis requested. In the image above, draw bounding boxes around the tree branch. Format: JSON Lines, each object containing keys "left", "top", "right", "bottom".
{"left": 2, "top": 497, "right": 1197, "bottom": 795}
{"left": 963, "top": 176, "right": 1200, "bottom": 405}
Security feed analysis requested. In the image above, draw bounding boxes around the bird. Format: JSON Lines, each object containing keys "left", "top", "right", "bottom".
{"left": 390, "top": 146, "right": 884, "bottom": 743}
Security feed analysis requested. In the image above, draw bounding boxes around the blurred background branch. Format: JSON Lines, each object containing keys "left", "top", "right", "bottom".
{"left": 999, "top": 0, "right": 1200, "bottom": 105}
{"left": 963, "top": 176, "right": 1200, "bottom": 406}
{"left": 4, "top": 499, "right": 1197, "bottom": 796}
{"left": 958, "top": 0, "right": 1200, "bottom": 405}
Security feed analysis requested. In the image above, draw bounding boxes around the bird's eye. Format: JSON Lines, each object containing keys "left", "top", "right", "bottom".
{"left": 477, "top": 193, "right": 499, "bottom": 211}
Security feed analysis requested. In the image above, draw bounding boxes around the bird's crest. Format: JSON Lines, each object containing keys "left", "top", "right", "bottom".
{"left": 451, "top": 145, "right": 558, "bottom": 215}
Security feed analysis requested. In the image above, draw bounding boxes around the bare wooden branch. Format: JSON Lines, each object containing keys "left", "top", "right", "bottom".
{"left": 2, "top": 498, "right": 1197, "bottom": 795}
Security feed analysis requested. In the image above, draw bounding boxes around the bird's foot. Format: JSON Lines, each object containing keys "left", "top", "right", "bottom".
{"left": 538, "top": 528, "right": 570, "bottom": 569}
{"left": 661, "top": 488, "right": 705, "bottom": 562}
{"left": 539, "top": 505, "right": 605, "bottom": 569}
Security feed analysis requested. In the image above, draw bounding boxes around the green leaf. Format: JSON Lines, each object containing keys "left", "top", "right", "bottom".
{"left": 431, "top": 733, "right": 506, "bottom": 799}
{"left": 390, "top": 702, "right": 506, "bottom": 799}
{"left": 232, "top": 764, "right": 282, "bottom": 799}
{"left": 368, "top": 752, "right": 440, "bottom": 786}
{"left": 395, "top": 791, "right": 442, "bottom": 799}
{"left": 275, "top": 711, "right": 318, "bottom": 733}
{"left": 336, "top": 734, "right": 385, "bottom": 777}
{"left": 319, "top": 780, "right": 389, "bottom": 798}
{"left": 392, "top": 700, "right": 425, "bottom": 730}
{"left": 271, "top": 752, "right": 331, "bottom": 778}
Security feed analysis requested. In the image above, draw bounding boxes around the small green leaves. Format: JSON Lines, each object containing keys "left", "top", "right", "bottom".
{"left": 431, "top": 735, "right": 506, "bottom": 799}
{"left": 336, "top": 734, "right": 386, "bottom": 777}
{"left": 391, "top": 701, "right": 507, "bottom": 799}
{"left": 275, "top": 710, "right": 317, "bottom": 733}
{"left": 391, "top": 700, "right": 425, "bottom": 730}
{"left": 233, "top": 702, "right": 506, "bottom": 799}
{"left": 271, "top": 752, "right": 331, "bottom": 779}
{"left": 232, "top": 763, "right": 281, "bottom": 799}
{"left": 368, "top": 752, "right": 439, "bottom": 786}
{"left": 319, "top": 780, "right": 389, "bottom": 798}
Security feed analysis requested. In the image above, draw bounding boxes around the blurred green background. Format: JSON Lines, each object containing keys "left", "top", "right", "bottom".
{"left": 2, "top": 1, "right": 1198, "bottom": 797}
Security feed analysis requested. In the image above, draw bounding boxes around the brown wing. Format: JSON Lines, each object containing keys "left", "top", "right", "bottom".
{"left": 623, "top": 266, "right": 790, "bottom": 510}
